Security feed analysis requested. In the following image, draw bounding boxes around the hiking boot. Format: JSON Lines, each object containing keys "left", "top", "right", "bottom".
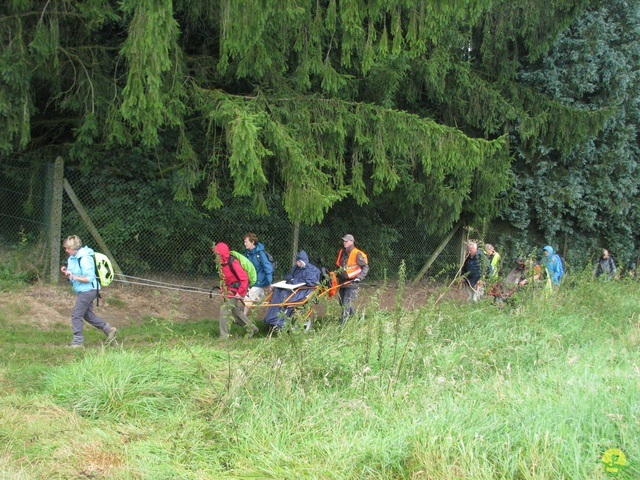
{"left": 105, "top": 327, "right": 118, "bottom": 343}
{"left": 268, "top": 325, "right": 282, "bottom": 336}
{"left": 247, "top": 326, "right": 259, "bottom": 339}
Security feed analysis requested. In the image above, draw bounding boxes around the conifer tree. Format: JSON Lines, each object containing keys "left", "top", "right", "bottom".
{"left": 0, "top": 0, "right": 604, "bottom": 234}
{"left": 500, "top": 0, "right": 640, "bottom": 264}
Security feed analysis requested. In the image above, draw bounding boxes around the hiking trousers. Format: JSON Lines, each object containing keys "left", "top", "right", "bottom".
{"left": 463, "top": 280, "right": 485, "bottom": 303}
{"left": 71, "top": 289, "right": 112, "bottom": 344}
{"left": 338, "top": 285, "right": 359, "bottom": 324}
{"left": 219, "top": 297, "right": 258, "bottom": 338}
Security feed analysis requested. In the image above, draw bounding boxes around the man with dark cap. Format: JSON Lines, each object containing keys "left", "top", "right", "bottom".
{"left": 335, "top": 234, "right": 369, "bottom": 324}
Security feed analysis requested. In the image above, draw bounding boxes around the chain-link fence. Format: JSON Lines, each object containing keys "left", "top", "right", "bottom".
{"left": 1, "top": 156, "right": 560, "bottom": 288}
{"left": 0, "top": 159, "right": 52, "bottom": 250}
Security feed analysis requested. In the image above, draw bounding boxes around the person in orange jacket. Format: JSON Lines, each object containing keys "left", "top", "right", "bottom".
{"left": 335, "top": 234, "right": 369, "bottom": 324}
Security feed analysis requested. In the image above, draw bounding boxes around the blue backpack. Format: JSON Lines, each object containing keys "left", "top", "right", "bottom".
{"left": 258, "top": 250, "right": 277, "bottom": 273}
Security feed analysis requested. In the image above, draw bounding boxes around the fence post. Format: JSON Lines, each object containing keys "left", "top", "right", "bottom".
{"left": 63, "top": 178, "right": 123, "bottom": 276}
{"left": 412, "top": 221, "right": 461, "bottom": 285}
{"left": 460, "top": 225, "right": 470, "bottom": 266}
{"left": 47, "top": 157, "right": 64, "bottom": 284}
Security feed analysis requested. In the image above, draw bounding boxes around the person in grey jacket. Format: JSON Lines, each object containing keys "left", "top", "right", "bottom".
{"left": 594, "top": 248, "right": 617, "bottom": 280}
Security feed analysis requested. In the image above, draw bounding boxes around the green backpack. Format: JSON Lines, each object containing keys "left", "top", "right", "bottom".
{"left": 229, "top": 251, "right": 257, "bottom": 287}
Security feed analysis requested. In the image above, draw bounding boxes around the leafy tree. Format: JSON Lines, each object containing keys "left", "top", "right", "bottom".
{"left": 499, "top": 0, "right": 640, "bottom": 267}
{"left": 0, "top": 0, "right": 604, "bottom": 242}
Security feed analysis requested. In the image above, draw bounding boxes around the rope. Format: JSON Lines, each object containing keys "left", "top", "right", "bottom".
{"left": 116, "top": 273, "right": 210, "bottom": 290}
{"left": 112, "top": 273, "right": 220, "bottom": 296}
{"left": 108, "top": 274, "right": 360, "bottom": 301}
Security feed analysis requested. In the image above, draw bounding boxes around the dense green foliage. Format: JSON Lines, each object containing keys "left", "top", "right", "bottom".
{"left": 1, "top": 0, "right": 614, "bottom": 238}
{"left": 498, "top": 0, "right": 640, "bottom": 266}
{"left": 61, "top": 165, "right": 420, "bottom": 277}
{"left": 3, "top": 0, "right": 638, "bottom": 277}
{"left": 1, "top": 276, "right": 639, "bottom": 478}
{"left": 0, "top": 235, "right": 40, "bottom": 289}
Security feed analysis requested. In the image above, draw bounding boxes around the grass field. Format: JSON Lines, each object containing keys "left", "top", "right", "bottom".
{"left": 1, "top": 274, "right": 639, "bottom": 479}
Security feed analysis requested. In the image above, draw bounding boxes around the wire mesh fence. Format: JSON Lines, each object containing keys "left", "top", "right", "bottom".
{"left": 0, "top": 160, "right": 50, "bottom": 243}
{"left": 1, "top": 156, "right": 550, "bottom": 288}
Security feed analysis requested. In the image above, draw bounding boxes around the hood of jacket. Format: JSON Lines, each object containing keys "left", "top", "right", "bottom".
{"left": 245, "top": 242, "right": 265, "bottom": 256}
{"left": 295, "top": 250, "right": 310, "bottom": 265}
{"left": 74, "top": 245, "right": 95, "bottom": 258}
{"left": 214, "top": 242, "right": 231, "bottom": 263}
{"left": 543, "top": 245, "right": 554, "bottom": 256}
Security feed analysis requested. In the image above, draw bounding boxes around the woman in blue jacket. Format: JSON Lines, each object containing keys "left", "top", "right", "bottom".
{"left": 60, "top": 235, "right": 117, "bottom": 347}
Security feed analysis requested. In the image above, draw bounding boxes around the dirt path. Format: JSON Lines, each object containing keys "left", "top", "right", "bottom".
{"left": 3, "top": 280, "right": 466, "bottom": 328}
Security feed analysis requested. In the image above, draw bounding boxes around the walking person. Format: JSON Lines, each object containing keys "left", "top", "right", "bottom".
{"left": 594, "top": 248, "right": 617, "bottom": 280}
{"left": 60, "top": 235, "right": 117, "bottom": 348}
{"left": 542, "top": 245, "right": 564, "bottom": 286}
{"left": 242, "top": 233, "right": 273, "bottom": 315}
{"left": 461, "top": 241, "right": 487, "bottom": 302}
{"left": 628, "top": 260, "right": 637, "bottom": 278}
{"left": 335, "top": 234, "right": 369, "bottom": 324}
{"left": 484, "top": 243, "right": 501, "bottom": 278}
{"left": 213, "top": 242, "right": 259, "bottom": 339}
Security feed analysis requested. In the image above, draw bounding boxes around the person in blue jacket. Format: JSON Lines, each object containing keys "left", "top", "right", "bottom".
{"left": 242, "top": 232, "right": 274, "bottom": 314}
{"left": 542, "top": 245, "right": 564, "bottom": 285}
{"left": 60, "top": 235, "right": 118, "bottom": 347}
{"left": 264, "top": 250, "right": 320, "bottom": 330}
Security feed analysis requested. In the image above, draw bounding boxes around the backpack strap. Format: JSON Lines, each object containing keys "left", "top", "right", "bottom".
{"left": 227, "top": 256, "right": 242, "bottom": 283}
{"left": 96, "top": 283, "right": 102, "bottom": 306}
{"left": 92, "top": 255, "right": 102, "bottom": 307}
{"left": 78, "top": 251, "right": 101, "bottom": 307}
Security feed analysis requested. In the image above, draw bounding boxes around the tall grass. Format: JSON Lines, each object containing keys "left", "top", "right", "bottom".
{"left": 45, "top": 347, "right": 228, "bottom": 420}
{"left": 0, "top": 234, "right": 42, "bottom": 290}
{"left": 1, "top": 275, "right": 639, "bottom": 478}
